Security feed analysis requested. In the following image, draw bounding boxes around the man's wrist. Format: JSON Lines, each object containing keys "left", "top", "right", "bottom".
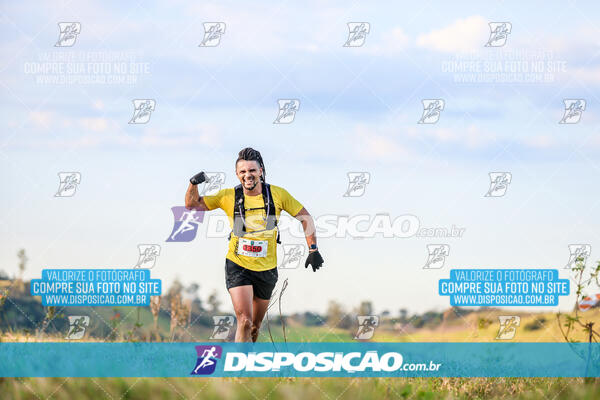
{"left": 309, "top": 244, "right": 318, "bottom": 252}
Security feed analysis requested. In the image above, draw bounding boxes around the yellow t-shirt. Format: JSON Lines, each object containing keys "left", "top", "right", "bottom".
{"left": 203, "top": 184, "right": 304, "bottom": 271}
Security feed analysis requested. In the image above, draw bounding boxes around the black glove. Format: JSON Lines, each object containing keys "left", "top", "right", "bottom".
{"left": 190, "top": 172, "right": 207, "bottom": 185}
{"left": 305, "top": 250, "right": 324, "bottom": 272}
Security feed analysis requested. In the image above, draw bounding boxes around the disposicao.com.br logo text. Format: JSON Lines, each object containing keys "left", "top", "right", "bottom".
{"left": 222, "top": 351, "right": 441, "bottom": 373}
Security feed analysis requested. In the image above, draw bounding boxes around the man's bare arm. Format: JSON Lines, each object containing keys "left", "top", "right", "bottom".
{"left": 185, "top": 183, "right": 209, "bottom": 210}
{"left": 294, "top": 207, "right": 317, "bottom": 250}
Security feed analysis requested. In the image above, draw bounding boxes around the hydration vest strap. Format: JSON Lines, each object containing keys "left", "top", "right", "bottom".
{"left": 232, "top": 183, "right": 280, "bottom": 243}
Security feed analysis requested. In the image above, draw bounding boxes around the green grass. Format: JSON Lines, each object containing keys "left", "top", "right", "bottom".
{"left": 257, "top": 324, "right": 351, "bottom": 342}
{"left": 3, "top": 305, "right": 600, "bottom": 398}
{"left": 1, "top": 377, "right": 599, "bottom": 400}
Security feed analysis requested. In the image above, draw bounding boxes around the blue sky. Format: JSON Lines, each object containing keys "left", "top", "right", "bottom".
{"left": 2, "top": 1, "right": 600, "bottom": 315}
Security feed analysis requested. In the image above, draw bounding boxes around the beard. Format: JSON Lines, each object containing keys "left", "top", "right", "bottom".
{"left": 244, "top": 177, "right": 259, "bottom": 190}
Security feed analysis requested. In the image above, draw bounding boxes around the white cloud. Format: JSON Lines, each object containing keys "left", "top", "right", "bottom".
{"left": 417, "top": 16, "right": 488, "bottom": 53}
{"left": 79, "top": 117, "right": 109, "bottom": 133}
{"left": 427, "top": 127, "right": 457, "bottom": 142}
{"left": 185, "top": 3, "right": 290, "bottom": 53}
{"left": 92, "top": 100, "right": 105, "bottom": 111}
{"left": 523, "top": 135, "right": 556, "bottom": 149}
{"left": 140, "top": 125, "right": 221, "bottom": 147}
{"left": 183, "top": 3, "right": 411, "bottom": 56}
{"left": 363, "top": 27, "right": 410, "bottom": 56}
{"left": 407, "top": 124, "right": 497, "bottom": 148}
{"left": 28, "top": 111, "right": 53, "bottom": 128}
{"left": 388, "top": 27, "right": 410, "bottom": 48}
{"left": 570, "top": 66, "right": 600, "bottom": 85}
{"left": 463, "top": 124, "right": 497, "bottom": 148}
{"left": 353, "top": 124, "right": 411, "bottom": 161}
{"left": 20, "top": 122, "right": 222, "bottom": 149}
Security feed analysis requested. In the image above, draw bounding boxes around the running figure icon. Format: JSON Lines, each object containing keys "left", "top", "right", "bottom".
{"left": 191, "top": 345, "right": 222, "bottom": 375}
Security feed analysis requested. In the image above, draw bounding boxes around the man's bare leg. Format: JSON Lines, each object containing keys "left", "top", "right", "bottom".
{"left": 228, "top": 285, "right": 254, "bottom": 342}
{"left": 251, "top": 296, "right": 270, "bottom": 342}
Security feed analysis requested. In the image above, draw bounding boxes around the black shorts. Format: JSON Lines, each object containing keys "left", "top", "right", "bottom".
{"left": 225, "top": 259, "right": 278, "bottom": 300}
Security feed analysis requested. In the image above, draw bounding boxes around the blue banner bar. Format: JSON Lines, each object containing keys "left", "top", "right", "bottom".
{"left": 1, "top": 343, "right": 599, "bottom": 377}
{"left": 30, "top": 269, "right": 162, "bottom": 306}
{"left": 438, "top": 269, "right": 570, "bottom": 307}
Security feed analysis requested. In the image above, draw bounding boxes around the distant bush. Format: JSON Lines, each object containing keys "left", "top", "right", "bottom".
{"left": 411, "top": 311, "right": 443, "bottom": 329}
{"left": 478, "top": 318, "right": 493, "bottom": 329}
{"left": 524, "top": 317, "right": 546, "bottom": 331}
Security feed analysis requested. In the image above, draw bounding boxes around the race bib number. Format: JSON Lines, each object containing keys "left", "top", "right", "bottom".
{"left": 237, "top": 238, "right": 268, "bottom": 258}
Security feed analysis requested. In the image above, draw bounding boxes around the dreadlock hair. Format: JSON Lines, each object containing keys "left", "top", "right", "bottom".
{"left": 236, "top": 147, "right": 266, "bottom": 182}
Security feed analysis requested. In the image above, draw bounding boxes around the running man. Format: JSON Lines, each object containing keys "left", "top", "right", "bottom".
{"left": 184, "top": 148, "right": 324, "bottom": 342}
{"left": 169, "top": 209, "right": 202, "bottom": 241}
{"left": 193, "top": 346, "right": 218, "bottom": 373}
